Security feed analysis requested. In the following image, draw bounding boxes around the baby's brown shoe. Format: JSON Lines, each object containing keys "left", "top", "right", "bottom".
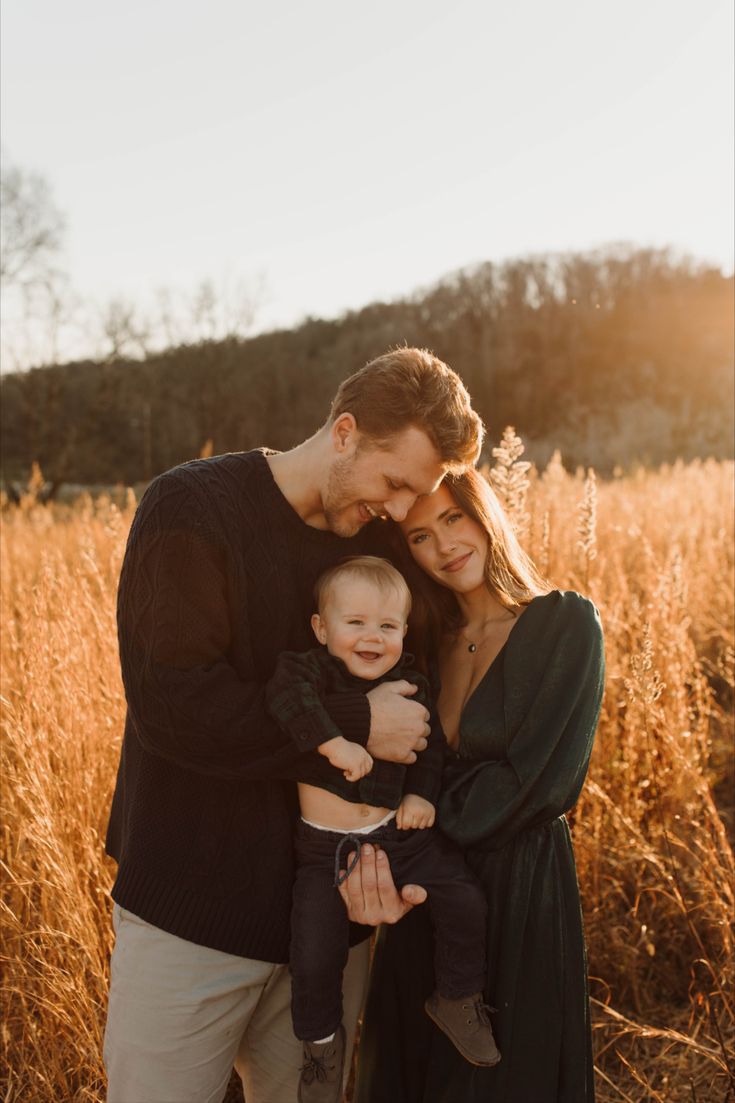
{"left": 297, "top": 1023, "right": 346, "bottom": 1103}
{"left": 425, "top": 991, "right": 501, "bottom": 1067}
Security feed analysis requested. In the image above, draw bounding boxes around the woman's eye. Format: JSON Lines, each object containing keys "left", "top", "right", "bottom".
{"left": 411, "top": 534, "right": 427, "bottom": 545}
{"left": 447, "top": 512, "right": 462, "bottom": 524}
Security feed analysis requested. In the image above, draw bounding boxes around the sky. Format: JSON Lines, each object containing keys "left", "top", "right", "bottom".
{"left": 1, "top": 0, "right": 733, "bottom": 359}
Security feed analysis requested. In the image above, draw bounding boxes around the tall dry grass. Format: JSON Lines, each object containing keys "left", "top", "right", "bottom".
{"left": 1, "top": 452, "right": 733, "bottom": 1102}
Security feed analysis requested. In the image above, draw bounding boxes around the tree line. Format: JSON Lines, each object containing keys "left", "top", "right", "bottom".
{"left": 1, "top": 245, "right": 732, "bottom": 487}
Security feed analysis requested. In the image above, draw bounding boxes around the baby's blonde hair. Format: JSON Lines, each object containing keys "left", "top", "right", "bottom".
{"left": 314, "top": 556, "right": 412, "bottom": 618}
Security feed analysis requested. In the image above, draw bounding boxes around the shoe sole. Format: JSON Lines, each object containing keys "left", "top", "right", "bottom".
{"left": 424, "top": 1000, "right": 502, "bottom": 1068}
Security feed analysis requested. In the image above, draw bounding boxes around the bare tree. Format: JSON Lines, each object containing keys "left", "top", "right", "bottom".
{"left": 1, "top": 158, "right": 266, "bottom": 369}
{"left": 0, "top": 155, "right": 80, "bottom": 370}
{"left": 0, "top": 157, "right": 65, "bottom": 291}
{"left": 98, "top": 297, "right": 152, "bottom": 361}
{"left": 153, "top": 272, "right": 267, "bottom": 348}
{"left": 93, "top": 272, "right": 265, "bottom": 362}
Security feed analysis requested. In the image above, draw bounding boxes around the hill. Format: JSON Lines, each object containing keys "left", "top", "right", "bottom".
{"left": 1, "top": 245, "right": 732, "bottom": 485}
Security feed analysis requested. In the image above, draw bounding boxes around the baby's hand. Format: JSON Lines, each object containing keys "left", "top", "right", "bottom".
{"left": 318, "top": 736, "right": 373, "bottom": 782}
{"left": 396, "top": 793, "right": 435, "bottom": 830}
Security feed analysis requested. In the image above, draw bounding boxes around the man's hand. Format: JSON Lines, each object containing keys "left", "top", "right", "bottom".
{"left": 366, "top": 681, "right": 430, "bottom": 764}
{"left": 396, "top": 793, "right": 435, "bottom": 830}
{"left": 336, "top": 843, "right": 427, "bottom": 925}
{"left": 318, "top": 736, "right": 373, "bottom": 781}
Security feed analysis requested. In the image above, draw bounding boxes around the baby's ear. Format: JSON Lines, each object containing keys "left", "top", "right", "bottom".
{"left": 402, "top": 622, "right": 409, "bottom": 637}
{"left": 311, "top": 613, "right": 327, "bottom": 645}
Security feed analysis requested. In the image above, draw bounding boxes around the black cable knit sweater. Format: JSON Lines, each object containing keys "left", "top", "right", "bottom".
{"left": 106, "top": 449, "right": 376, "bottom": 962}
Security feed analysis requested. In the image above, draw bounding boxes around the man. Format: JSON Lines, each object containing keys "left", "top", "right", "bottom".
{"left": 104, "top": 347, "right": 483, "bottom": 1102}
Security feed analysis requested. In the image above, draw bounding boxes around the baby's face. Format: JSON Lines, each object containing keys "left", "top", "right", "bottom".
{"left": 311, "top": 578, "right": 408, "bottom": 680}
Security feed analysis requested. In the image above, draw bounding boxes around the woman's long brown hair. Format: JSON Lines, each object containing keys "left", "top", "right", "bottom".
{"left": 388, "top": 468, "right": 550, "bottom": 671}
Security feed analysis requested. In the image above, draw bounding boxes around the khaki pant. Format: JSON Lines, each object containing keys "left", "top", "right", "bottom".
{"left": 104, "top": 905, "right": 370, "bottom": 1103}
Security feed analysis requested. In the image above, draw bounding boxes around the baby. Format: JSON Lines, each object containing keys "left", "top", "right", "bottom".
{"left": 267, "top": 556, "right": 500, "bottom": 1103}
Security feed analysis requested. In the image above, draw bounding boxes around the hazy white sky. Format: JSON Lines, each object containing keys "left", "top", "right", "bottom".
{"left": 1, "top": 0, "right": 733, "bottom": 339}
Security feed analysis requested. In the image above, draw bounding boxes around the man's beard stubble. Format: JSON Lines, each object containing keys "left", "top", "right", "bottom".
{"left": 322, "top": 455, "right": 361, "bottom": 537}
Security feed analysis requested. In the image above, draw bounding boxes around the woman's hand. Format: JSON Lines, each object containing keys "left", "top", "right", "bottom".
{"left": 336, "top": 843, "right": 427, "bottom": 925}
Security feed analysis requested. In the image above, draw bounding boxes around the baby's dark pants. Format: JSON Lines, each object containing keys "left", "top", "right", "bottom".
{"left": 290, "top": 817, "right": 488, "bottom": 1042}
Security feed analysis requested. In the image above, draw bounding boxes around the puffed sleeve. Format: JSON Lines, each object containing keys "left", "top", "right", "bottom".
{"left": 438, "top": 592, "right": 604, "bottom": 849}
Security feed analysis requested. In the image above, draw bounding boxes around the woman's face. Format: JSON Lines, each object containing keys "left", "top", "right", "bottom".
{"left": 400, "top": 483, "right": 489, "bottom": 595}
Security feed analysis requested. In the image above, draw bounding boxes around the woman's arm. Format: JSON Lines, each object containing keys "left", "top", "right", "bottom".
{"left": 439, "top": 593, "right": 605, "bottom": 849}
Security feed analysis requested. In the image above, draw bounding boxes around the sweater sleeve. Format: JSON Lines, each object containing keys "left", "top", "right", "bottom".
{"left": 266, "top": 649, "right": 379, "bottom": 798}
{"left": 438, "top": 593, "right": 604, "bottom": 849}
{"left": 117, "top": 471, "right": 320, "bottom": 780}
{"left": 401, "top": 676, "right": 445, "bottom": 805}
{"left": 265, "top": 649, "right": 353, "bottom": 748}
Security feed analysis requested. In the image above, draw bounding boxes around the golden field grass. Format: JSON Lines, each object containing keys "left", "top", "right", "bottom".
{"left": 1, "top": 447, "right": 734, "bottom": 1103}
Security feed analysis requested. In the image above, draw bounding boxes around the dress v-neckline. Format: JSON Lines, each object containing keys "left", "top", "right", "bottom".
{"left": 439, "top": 593, "right": 557, "bottom": 751}
{"left": 461, "top": 634, "right": 509, "bottom": 713}
{"left": 457, "top": 592, "right": 549, "bottom": 721}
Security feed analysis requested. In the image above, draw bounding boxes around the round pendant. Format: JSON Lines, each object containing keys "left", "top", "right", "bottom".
{"left": 468, "top": 643, "right": 477, "bottom": 653}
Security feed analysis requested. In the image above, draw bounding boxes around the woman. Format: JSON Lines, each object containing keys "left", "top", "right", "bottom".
{"left": 354, "top": 468, "right": 605, "bottom": 1103}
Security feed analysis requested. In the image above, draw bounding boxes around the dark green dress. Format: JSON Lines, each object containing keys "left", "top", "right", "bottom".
{"left": 354, "top": 590, "right": 605, "bottom": 1103}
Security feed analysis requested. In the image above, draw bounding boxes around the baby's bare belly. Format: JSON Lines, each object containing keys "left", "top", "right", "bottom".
{"left": 297, "top": 783, "right": 391, "bottom": 830}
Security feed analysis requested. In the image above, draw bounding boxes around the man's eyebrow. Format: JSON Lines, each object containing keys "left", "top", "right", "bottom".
{"left": 404, "top": 506, "right": 454, "bottom": 536}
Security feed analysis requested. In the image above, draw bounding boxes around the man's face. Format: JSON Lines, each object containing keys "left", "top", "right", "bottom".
{"left": 323, "top": 423, "right": 447, "bottom": 538}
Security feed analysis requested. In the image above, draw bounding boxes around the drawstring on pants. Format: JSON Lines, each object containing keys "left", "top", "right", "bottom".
{"left": 333, "top": 834, "right": 364, "bottom": 887}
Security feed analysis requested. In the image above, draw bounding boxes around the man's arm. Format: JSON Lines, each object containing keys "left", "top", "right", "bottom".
{"left": 118, "top": 472, "right": 322, "bottom": 781}
{"left": 266, "top": 649, "right": 376, "bottom": 789}
{"left": 365, "top": 681, "right": 430, "bottom": 764}
{"left": 400, "top": 680, "right": 445, "bottom": 803}
{"left": 267, "top": 648, "right": 430, "bottom": 767}
{"left": 336, "top": 843, "right": 427, "bottom": 925}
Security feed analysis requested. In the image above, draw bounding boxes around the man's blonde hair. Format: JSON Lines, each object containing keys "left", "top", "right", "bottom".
{"left": 314, "top": 556, "right": 411, "bottom": 618}
{"left": 330, "top": 347, "right": 483, "bottom": 472}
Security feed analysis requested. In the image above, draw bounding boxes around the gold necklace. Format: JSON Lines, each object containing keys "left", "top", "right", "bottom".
{"left": 460, "top": 611, "right": 516, "bottom": 653}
